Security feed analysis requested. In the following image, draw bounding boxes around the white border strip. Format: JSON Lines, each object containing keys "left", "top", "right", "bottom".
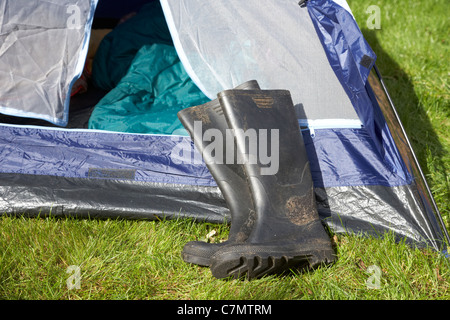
{"left": 299, "top": 118, "right": 362, "bottom": 130}
{"left": 160, "top": 0, "right": 214, "bottom": 100}
{"left": 0, "top": 121, "right": 185, "bottom": 138}
{"left": 299, "top": 118, "right": 362, "bottom": 137}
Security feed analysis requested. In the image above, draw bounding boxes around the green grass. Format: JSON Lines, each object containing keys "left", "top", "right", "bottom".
{"left": 0, "top": 0, "right": 449, "bottom": 300}
{"left": 1, "top": 215, "right": 449, "bottom": 300}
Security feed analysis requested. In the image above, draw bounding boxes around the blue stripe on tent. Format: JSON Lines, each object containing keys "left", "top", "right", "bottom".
{"left": 0, "top": 124, "right": 410, "bottom": 189}
{"left": 306, "top": 0, "right": 412, "bottom": 186}
{"left": 0, "top": 125, "right": 214, "bottom": 186}
{"left": 307, "top": 0, "right": 376, "bottom": 86}
{"left": 303, "top": 128, "right": 410, "bottom": 188}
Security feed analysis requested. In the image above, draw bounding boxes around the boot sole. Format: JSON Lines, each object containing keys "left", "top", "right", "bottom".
{"left": 210, "top": 244, "right": 335, "bottom": 280}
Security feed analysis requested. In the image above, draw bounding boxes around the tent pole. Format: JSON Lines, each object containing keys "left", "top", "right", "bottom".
{"left": 373, "top": 64, "right": 450, "bottom": 246}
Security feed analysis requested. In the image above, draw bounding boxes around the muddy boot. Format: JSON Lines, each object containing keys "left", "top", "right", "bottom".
{"left": 177, "top": 80, "right": 260, "bottom": 266}
{"left": 210, "top": 89, "right": 336, "bottom": 279}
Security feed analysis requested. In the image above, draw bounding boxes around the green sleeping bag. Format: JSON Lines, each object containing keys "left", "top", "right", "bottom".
{"left": 88, "top": 1, "right": 209, "bottom": 135}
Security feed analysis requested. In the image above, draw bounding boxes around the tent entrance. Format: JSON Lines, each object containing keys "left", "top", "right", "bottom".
{"left": 0, "top": 0, "right": 363, "bottom": 137}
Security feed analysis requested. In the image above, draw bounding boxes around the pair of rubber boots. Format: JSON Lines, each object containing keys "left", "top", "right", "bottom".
{"left": 177, "top": 80, "right": 335, "bottom": 280}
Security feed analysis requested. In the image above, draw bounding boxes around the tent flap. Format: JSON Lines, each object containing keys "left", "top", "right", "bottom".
{"left": 307, "top": 0, "right": 377, "bottom": 89}
{"left": 0, "top": 0, "right": 98, "bottom": 126}
{"left": 160, "top": 0, "right": 360, "bottom": 122}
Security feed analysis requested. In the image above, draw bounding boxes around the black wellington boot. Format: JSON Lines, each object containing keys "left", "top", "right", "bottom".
{"left": 177, "top": 80, "right": 260, "bottom": 267}
{"left": 210, "top": 89, "right": 336, "bottom": 279}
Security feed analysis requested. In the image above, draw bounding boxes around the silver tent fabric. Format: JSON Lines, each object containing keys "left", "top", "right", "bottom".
{"left": 0, "top": 0, "right": 97, "bottom": 126}
{"left": 160, "top": 0, "right": 359, "bottom": 122}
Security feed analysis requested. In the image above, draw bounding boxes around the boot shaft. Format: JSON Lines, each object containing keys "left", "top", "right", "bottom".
{"left": 218, "top": 89, "right": 320, "bottom": 242}
{"left": 177, "top": 81, "right": 260, "bottom": 241}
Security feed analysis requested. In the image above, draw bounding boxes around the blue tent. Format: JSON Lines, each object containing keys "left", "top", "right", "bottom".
{"left": 0, "top": 0, "right": 447, "bottom": 253}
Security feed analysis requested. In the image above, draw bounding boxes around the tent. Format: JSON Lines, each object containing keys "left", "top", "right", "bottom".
{"left": 0, "top": 0, "right": 448, "bottom": 253}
